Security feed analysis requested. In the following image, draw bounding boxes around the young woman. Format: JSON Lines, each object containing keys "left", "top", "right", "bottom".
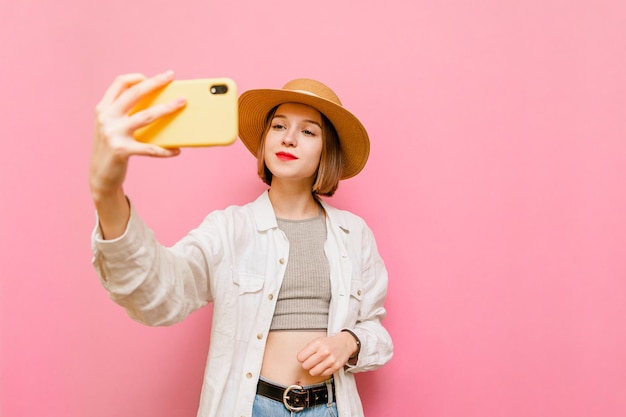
{"left": 90, "top": 71, "right": 393, "bottom": 417}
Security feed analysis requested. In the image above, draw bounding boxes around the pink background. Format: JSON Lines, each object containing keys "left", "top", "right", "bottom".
{"left": 1, "top": 1, "right": 625, "bottom": 416}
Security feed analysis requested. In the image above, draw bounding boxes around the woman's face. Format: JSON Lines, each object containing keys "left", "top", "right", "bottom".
{"left": 263, "top": 103, "right": 323, "bottom": 185}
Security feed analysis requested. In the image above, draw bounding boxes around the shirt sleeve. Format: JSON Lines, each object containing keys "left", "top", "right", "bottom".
{"left": 344, "top": 222, "right": 394, "bottom": 373}
{"left": 91, "top": 201, "right": 214, "bottom": 326}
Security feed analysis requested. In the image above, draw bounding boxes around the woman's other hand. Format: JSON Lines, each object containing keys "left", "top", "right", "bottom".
{"left": 296, "top": 331, "right": 359, "bottom": 377}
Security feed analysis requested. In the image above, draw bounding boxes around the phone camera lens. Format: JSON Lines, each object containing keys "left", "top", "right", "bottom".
{"left": 210, "top": 84, "right": 228, "bottom": 94}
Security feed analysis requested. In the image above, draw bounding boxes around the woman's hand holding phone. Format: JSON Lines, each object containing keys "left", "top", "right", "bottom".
{"left": 89, "top": 70, "right": 186, "bottom": 239}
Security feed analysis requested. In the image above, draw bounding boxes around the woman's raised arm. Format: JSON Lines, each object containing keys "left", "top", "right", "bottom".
{"left": 89, "top": 70, "right": 186, "bottom": 239}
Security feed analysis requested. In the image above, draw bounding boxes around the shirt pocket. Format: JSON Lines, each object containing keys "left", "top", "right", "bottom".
{"left": 228, "top": 269, "right": 266, "bottom": 340}
{"left": 232, "top": 269, "right": 265, "bottom": 294}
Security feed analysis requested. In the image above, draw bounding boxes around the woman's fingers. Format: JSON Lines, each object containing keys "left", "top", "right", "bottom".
{"left": 96, "top": 70, "right": 176, "bottom": 119}
{"left": 124, "top": 142, "right": 181, "bottom": 158}
{"left": 298, "top": 330, "right": 359, "bottom": 376}
{"left": 93, "top": 70, "right": 186, "bottom": 157}
{"left": 126, "top": 95, "right": 187, "bottom": 133}
{"left": 297, "top": 336, "right": 349, "bottom": 376}
{"left": 114, "top": 70, "right": 176, "bottom": 115}
{"left": 302, "top": 353, "right": 342, "bottom": 377}
{"left": 96, "top": 73, "right": 147, "bottom": 110}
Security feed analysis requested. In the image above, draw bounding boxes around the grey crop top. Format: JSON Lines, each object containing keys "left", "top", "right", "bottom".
{"left": 270, "top": 213, "right": 331, "bottom": 331}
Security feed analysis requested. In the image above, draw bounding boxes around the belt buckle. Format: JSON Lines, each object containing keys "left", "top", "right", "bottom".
{"left": 283, "top": 384, "right": 307, "bottom": 412}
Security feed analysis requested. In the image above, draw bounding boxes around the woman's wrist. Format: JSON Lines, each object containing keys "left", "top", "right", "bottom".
{"left": 341, "top": 329, "right": 361, "bottom": 362}
{"left": 93, "top": 191, "right": 131, "bottom": 240}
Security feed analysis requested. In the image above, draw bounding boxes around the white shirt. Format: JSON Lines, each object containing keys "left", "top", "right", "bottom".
{"left": 92, "top": 191, "right": 393, "bottom": 417}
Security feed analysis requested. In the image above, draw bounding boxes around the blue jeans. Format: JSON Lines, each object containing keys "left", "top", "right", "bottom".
{"left": 252, "top": 378, "right": 338, "bottom": 417}
{"left": 252, "top": 395, "right": 338, "bottom": 417}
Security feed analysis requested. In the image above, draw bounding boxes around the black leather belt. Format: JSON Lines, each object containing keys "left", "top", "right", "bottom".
{"left": 256, "top": 378, "right": 335, "bottom": 412}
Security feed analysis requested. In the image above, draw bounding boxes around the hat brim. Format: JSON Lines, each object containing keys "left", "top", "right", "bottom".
{"left": 238, "top": 89, "right": 370, "bottom": 180}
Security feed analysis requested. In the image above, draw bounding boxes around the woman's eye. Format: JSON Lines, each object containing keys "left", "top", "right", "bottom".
{"left": 303, "top": 129, "right": 316, "bottom": 136}
{"left": 272, "top": 123, "right": 286, "bottom": 130}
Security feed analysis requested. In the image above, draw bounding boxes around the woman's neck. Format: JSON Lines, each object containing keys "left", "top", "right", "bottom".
{"left": 268, "top": 183, "right": 320, "bottom": 220}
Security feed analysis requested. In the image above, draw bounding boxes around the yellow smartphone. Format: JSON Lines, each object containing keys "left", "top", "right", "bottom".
{"left": 131, "top": 78, "right": 238, "bottom": 147}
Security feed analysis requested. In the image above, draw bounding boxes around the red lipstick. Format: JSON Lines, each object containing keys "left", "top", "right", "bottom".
{"left": 276, "top": 151, "right": 297, "bottom": 161}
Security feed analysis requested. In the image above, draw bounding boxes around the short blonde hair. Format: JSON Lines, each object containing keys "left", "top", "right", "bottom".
{"left": 257, "top": 106, "right": 342, "bottom": 197}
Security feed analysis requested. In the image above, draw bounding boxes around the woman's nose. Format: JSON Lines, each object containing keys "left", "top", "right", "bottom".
{"left": 282, "top": 129, "right": 297, "bottom": 146}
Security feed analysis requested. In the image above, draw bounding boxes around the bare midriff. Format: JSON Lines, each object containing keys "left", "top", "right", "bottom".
{"left": 260, "top": 330, "right": 328, "bottom": 386}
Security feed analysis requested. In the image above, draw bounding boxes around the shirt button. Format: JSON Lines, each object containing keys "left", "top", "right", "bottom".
{"left": 279, "top": 258, "right": 285, "bottom": 264}
{"left": 246, "top": 372, "right": 252, "bottom": 379}
{"left": 357, "top": 290, "right": 362, "bottom": 296}
{"left": 257, "top": 333, "right": 263, "bottom": 340}
{"left": 268, "top": 294, "right": 274, "bottom": 300}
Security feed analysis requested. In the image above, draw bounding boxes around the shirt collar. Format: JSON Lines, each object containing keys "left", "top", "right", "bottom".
{"left": 250, "top": 190, "right": 352, "bottom": 234}
{"left": 320, "top": 199, "right": 352, "bottom": 235}
{"left": 251, "top": 190, "right": 278, "bottom": 231}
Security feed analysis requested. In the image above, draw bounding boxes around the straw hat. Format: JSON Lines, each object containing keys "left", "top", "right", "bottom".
{"left": 238, "top": 78, "right": 370, "bottom": 179}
